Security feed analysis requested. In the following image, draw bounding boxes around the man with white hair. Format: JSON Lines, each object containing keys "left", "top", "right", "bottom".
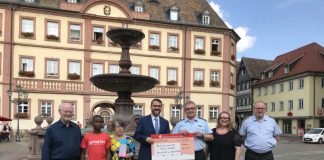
{"left": 42, "top": 102, "right": 82, "bottom": 160}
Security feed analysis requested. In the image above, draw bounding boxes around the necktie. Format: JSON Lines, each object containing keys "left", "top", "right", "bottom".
{"left": 154, "top": 118, "right": 159, "bottom": 134}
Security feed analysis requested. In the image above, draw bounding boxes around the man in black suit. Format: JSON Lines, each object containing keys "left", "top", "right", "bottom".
{"left": 134, "top": 98, "right": 171, "bottom": 160}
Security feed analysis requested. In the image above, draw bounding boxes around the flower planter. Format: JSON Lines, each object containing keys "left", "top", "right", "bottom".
{"left": 21, "top": 32, "right": 34, "bottom": 38}
{"left": 149, "top": 45, "right": 160, "bottom": 50}
{"left": 167, "top": 80, "right": 177, "bottom": 85}
{"left": 67, "top": 73, "right": 80, "bottom": 80}
{"left": 47, "top": 35, "right": 59, "bottom": 41}
{"left": 193, "top": 80, "right": 204, "bottom": 86}
{"left": 210, "top": 81, "right": 220, "bottom": 87}
{"left": 194, "top": 49, "right": 205, "bottom": 55}
{"left": 92, "top": 39, "right": 103, "bottom": 45}
{"left": 19, "top": 71, "right": 35, "bottom": 77}
{"left": 211, "top": 51, "right": 221, "bottom": 56}
{"left": 14, "top": 113, "right": 29, "bottom": 119}
{"left": 169, "top": 47, "right": 179, "bottom": 51}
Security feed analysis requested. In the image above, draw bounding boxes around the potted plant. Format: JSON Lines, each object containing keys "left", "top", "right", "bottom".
{"left": 211, "top": 50, "right": 221, "bottom": 56}
{"left": 67, "top": 73, "right": 80, "bottom": 80}
{"left": 21, "top": 32, "right": 34, "bottom": 38}
{"left": 193, "top": 80, "right": 204, "bottom": 86}
{"left": 149, "top": 45, "right": 160, "bottom": 50}
{"left": 47, "top": 35, "right": 59, "bottom": 40}
{"left": 169, "top": 47, "right": 179, "bottom": 51}
{"left": 194, "top": 49, "right": 205, "bottom": 55}
{"left": 167, "top": 80, "right": 177, "bottom": 85}
{"left": 14, "top": 113, "right": 29, "bottom": 119}
{"left": 19, "top": 70, "right": 35, "bottom": 77}
{"left": 210, "top": 81, "right": 220, "bottom": 87}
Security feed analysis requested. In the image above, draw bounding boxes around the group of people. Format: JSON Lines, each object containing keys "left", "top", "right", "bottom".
{"left": 41, "top": 99, "right": 281, "bottom": 160}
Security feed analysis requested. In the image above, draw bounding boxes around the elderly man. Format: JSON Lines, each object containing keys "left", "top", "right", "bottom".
{"left": 42, "top": 102, "right": 82, "bottom": 160}
{"left": 172, "top": 101, "right": 213, "bottom": 160}
{"left": 240, "top": 101, "right": 281, "bottom": 160}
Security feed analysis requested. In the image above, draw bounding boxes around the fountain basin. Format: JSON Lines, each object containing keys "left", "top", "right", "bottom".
{"left": 90, "top": 74, "right": 159, "bottom": 93}
{"left": 107, "top": 28, "right": 145, "bottom": 46}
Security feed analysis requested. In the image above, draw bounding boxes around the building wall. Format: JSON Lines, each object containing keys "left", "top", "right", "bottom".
{"left": 0, "top": 1, "right": 238, "bottom": 130}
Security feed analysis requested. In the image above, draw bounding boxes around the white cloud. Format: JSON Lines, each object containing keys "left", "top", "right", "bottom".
{"left": 209, "top": 1, "right": 256, "bottom": 53}
{"left": 235, "top": 27, "right": 256, "bottom": 53}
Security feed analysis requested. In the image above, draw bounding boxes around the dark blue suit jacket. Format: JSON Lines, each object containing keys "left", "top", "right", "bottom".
{"left": 134, "top": 115, "right": 170, "bottom": 160}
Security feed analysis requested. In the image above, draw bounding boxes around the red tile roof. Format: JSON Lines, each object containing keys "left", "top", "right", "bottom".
{"left": 255, "top": 42, "right": 324, "bottom": 85}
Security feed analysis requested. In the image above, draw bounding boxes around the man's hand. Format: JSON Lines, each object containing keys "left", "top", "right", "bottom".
{"left": 179, "top": 130, "right": 189, "bottom": 136}
{"left": 146, "top": 137, "right": 154, "bottom": 144}
{"left": 194, "top": 131, "right": 204, "bottom": 139}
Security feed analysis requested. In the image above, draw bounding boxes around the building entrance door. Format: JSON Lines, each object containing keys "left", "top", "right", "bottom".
{"left": 283, "top": 119, "right": 292, "bottom": 134}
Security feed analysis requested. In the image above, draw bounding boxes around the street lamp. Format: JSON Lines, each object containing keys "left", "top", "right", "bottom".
{"left": 174, "top": 91, "right": 182, "bottom": 120}
{"left": 15, "top": 85, "right": 28, "bottom": 142}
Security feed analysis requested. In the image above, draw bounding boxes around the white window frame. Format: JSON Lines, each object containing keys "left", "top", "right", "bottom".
{"left": 280, "top": 83, "right": 284, "bottom": 92}
{"left": 46, "top": 60, "right": 58, "bottom": 75}
{"left": 171, "top": 106, "right": 180, "bottom": 118}
{"left": 271, "top": 102, "right": 275, "bottom": 112}
{"left": 298, "top": 99, "right": 304, "bottom": 110}
{"left": 168, "top": 35, "right": 178, "bottom": 48}
{"left": 288, "top": 100, "right": 293, "bottom": 110}
{"left": 133, "top": 104, "right": 143, "bottom": 115}
{"left": 21, "top": 58, "right": 33, "bottom": 71}
{"left": 202, "top": 15, "right": 210, "bottom": 24}
{"left": 271, "top": 85, "right": 275, "bottom": 94}
{"left": 134, "top": 5, "right": 143, "bottom": 12}
{"left": 170, "top": 10, "right": 178, "bottom": 21}
{"left": 68, "top": 61, "right": 80, "bottom": 75}
{"left": 41, "top": 102, "right": 52, "bottom": 116}
{"left": 17, "top": 101, "right": 29, "bottom": 113}
{"left": 21, "top": 18, "right": 34, "bottom": 33}
{"left": 299, "top": 79, "right": 304, "bottom": 89}
{"left": 210, "top": 71, "right": 219, "bottom": 81}
{"left": 211, "top": 39, "right": 220, "bottom": 52}
{"left": 92, "top": 63, "right": 103, "bottom": 76}
{"left": 67, "top": 0, "right": 78, "bottom": 4}
{"left": 149, "top": 33, "right": 160, "bottom": 46}
{"left": 167, "top": 69, "right": 177, "bottom": 81}
{"left": 195, "top": 37, "right": 204, "bottom": 50}
{"left": 209, "top": 107, "right": 218, "bottom": 120}
{"left": 149, "top": 67, "right": 159, "bottom": 80}
{"left": 130, "top": 66, "right": 140, "bottom": 75}
{"left": 70, "top": 24, "right": 81, "bottom": 41}
{"left": 47, "top": 21, "right": 59, "bottom": 37}
{"left": 93, "top": 27, "right": 104, "bottom": 41}
{"left": 280, "top": 101, "right": 284, "bottom": 111}
{"left": 289, "top": 81, "right": 294, "bottom": 90}
{"left": 109, "top": 64, "right": 119, "bottom": 74}
{"left": 194, "top": 70, "right": 203, "bottom": 81}
{"left": 196, "top": 106, "right": 203, "bottom": 118}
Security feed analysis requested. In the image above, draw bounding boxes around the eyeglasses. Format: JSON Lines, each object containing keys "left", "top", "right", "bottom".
{"left": 220, "top": 117, "right": 229, "bottom": 120}
{"left": 185, "top": 107, "right": 196, "bottom": 111}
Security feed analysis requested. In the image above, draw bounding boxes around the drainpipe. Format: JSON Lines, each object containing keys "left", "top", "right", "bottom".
{"left": 182, "top": 27, "right": 187, "bottom": 119}
{"left": 313, "top": 75, "right": 316, "bottom": 126}
{"left": 8, "top": 5, "right": 15, "bottom": 118}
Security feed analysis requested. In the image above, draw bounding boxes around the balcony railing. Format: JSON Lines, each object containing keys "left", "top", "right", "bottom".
{"left": 15, "top": 78, "right": 180, "bottom": 96}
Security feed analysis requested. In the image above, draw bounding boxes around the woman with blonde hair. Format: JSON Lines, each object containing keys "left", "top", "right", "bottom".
{"left": 207, "top": 111, "right": 242, "bottom": 160}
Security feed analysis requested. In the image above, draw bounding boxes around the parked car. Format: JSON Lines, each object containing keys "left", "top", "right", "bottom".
{"left": 303, "top": 128, "right": 324, "bottom": 143}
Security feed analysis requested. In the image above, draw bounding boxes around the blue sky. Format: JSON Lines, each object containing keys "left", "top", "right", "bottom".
{"left": 209, "top": 0, "right": 324, "bottom": 60}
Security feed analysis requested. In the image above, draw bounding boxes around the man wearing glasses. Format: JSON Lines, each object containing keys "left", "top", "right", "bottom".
{"left": 240, "top": 101, "right": 281, "bottom": 160}
{"left": 134, "top": 98, "right": 171, "bottom": 160}
{"left": 172, "top": 101, "right": 213, "bottom": 160}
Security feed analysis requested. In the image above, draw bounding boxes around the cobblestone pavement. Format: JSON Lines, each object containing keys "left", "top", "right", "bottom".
{"left": 1, "top": 136, "right": 324, "bottom": 160}
{"left": 0, "top": 137, "right": 29, "bottom": 160}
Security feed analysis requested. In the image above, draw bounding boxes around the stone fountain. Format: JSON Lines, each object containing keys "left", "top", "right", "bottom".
{"left": 90, "top": 28, "right": 159, "bottom": 132}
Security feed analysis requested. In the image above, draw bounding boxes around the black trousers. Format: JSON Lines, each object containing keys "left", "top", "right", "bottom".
{"left": 245, "top": 149, "right": 274, "bottom": 160}
{"left": 195, "top": 150, "right": 206, "bottom": 160}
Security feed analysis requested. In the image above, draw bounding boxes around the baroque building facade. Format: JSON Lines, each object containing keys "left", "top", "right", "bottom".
{"left": 0, "top": 0, "right": 238, "bottom": 129}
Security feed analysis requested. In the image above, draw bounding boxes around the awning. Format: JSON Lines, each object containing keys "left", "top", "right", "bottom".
{"left": 0, "top": 116, "right": 12, "bottom": 121}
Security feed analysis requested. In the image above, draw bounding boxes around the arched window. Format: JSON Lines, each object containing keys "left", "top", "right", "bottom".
{"left": 134, "top": 1, "right": 144, "bottom": 13}
{"left": 100, "top": 111, "right": 112, "bottom": 124}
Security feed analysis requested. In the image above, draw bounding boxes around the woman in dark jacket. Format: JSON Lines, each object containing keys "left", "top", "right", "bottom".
{"left": 208, "top": 111, "right": 242, "bottom": 160}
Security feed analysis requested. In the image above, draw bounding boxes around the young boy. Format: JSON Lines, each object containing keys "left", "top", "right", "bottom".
{"left": 81, "top": 115, "right": 111, "bottom": 160}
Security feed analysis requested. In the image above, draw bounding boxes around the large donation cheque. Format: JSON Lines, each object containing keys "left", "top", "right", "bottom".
{"left": 151, "top": 134, "right": 195, "bottom": 160}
